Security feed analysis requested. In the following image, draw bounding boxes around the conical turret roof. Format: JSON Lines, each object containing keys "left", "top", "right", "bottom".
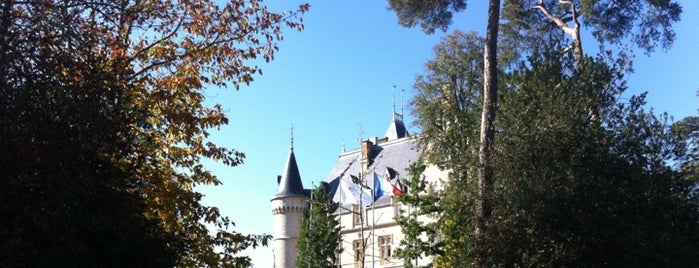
{"left": 272, "top": 148, "right": 305, "bottom": 198}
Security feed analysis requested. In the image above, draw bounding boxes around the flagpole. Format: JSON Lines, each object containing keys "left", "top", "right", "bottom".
{"left": 338, "top": 178, "right": 343, "bottom": 268}
{"left": 359, "top": 173, "right": 365, "bottom": 268}
{"left": 308, "top": 184, "right": 313, "bottom": 268}
{"left": 371, "top": 173, "right": 376, "bottom": 268}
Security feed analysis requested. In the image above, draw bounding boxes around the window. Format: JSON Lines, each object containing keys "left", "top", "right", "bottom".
{"left": 378, "top": 235, "right": 392, "bottom": 264}
{"left": 392, "top": 196, "right": 403, "bottom": 218}
{"left": 352, "top": 204, "right": 362, "bottom": 226}
{"left": 353, "top": 239, "right": 364, "bottom": 268}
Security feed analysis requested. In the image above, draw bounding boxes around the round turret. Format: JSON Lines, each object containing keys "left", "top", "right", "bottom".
{"left": 270, "top": 148, "right": 309, "bottom": 268}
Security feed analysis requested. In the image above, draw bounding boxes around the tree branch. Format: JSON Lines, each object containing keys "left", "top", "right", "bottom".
{"left": 530, "top": 2, "right": 575, "bottom": 36}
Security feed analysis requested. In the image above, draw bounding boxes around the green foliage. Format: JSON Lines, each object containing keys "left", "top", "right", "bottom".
{"left": 673, "top": 114, "right": 699, "bottom": 194}
{"left": 501, "top": 0, "right": 683, "bottom": 58}
{"left": 0, "top": 24, "right": 180, "bottom": 266}
{"left": 296, "top": 183, "right": 342, "bottom": 268}
{"left": 411, "top": 30, "right": 483, "bottom": 170}
{"left": 485, "top": 48, "right": 699, "bottom": 267}
{"left": 387, "top": 0, "right": 467, "bottom": 34}
{"left": 581, "top": 0, "right": 682, "bottom": 52}
{"left": 432, "top": 173, "right": 477, "bottom": 268}
{"left": 397, "top": 31, "right": 484, "bottom": 267}
{"left": 488, "top": 50, "right": 612, "bottom": 266}
{"left": 388, "top": 6, "right": 502, "bottom": 266}
{"left": 395, "top": 162, "right": 443, "bottom": 267}
{"left": 0, "top": 0, "right": 307, "bottom": 266}
{"left": 404, "top": 29, "right": 699, "bottom": 267}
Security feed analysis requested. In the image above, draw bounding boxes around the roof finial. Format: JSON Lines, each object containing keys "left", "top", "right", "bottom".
{"left": 290, "top": 124, "right": 294, "bottom": 150}
{"left": 392, "top": 85, "right": 397, "bottom": 115}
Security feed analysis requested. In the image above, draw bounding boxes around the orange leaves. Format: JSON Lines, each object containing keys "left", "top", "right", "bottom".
{"left": 121, "top": 0, "right": 308, "bottom": 90}
{"left": 3, "top": 0, "right": 307, "bottom": 266}
{"left": 299, "top": 3, "right": 310, "bottom": 13}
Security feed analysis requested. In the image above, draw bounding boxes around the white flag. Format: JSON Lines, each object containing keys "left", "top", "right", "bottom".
{"left": 339, "top": 177, "right": 373, "bottom": 206}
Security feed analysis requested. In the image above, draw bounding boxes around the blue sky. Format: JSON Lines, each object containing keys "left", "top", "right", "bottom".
{"left": 198, "top": 1, "right": 698, "bottom": 267}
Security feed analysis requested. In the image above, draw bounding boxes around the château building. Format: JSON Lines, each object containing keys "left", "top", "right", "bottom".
{"left": 271, "top": 113, "right": 447, "bottom": 268}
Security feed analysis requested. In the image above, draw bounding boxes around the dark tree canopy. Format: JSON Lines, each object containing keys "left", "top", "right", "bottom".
{"left": 502, "top": 0, "right": 683, "bottom": 56}
{"left": 0, "top": 0, "right": 308, "bottom": 267}
{"left": 490, "top": 47, "right": 699, "bottom": 267}
{"left": 581, "top": 0, "right": 682, "bottom": 52}
{"left": 399, "top": 26, "right": 699, "bottom": 266}
{"left": 387, "top": 0, "right": 467, "bottom": 34}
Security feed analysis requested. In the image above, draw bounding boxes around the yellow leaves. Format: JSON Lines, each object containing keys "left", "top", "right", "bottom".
{"left": 127, "top": 0, "right": 308, "bottom": 90}
{"left": 40, "top": 0, "right": 309, "bottom": 265}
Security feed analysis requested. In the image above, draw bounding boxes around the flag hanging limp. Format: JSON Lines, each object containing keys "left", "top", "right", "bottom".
{"left": 339, "top": 177, "right": 373, "bottom": 206}
{"left": 392, "top": 182, "right": 405, "bottom": 196}
{"left": 373, "top": 172, "right": 394, "bottom": 199}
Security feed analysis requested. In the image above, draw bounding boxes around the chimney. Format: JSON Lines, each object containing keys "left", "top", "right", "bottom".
{"left": 361, "top": 140, "right": 374, "bottom": 169}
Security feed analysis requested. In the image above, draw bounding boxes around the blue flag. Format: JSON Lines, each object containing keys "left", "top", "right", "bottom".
{"left": 374, "top": 172, "right": 393, "bottom": 199}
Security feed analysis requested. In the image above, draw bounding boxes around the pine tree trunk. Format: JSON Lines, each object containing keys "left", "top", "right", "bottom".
{"left": 475, "top": 0, "right": 500, "bottom": 265}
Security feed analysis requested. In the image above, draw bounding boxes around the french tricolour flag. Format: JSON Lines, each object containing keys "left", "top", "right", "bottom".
{"left": 374, "top": 172, "right": 394, "bottom": 199}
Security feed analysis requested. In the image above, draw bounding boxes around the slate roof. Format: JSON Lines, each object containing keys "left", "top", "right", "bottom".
{"left": 272, "top": 149, "right": 307, "bottom": 199}
{"left": 384, "top": 113, "right": 409, "bottom": 141}
{"left": 325, "top": 136, "right": 422, "bottom": 208}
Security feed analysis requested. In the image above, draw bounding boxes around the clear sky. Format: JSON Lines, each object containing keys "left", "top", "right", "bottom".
{"left": 197, "top": 1, "right": 698, "bottom": 267}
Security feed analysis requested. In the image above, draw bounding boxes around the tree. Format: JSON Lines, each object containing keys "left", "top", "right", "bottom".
{"left": 490, "top": 11, "right": 692, "bottom": 265}
{"left": 0, "top": 15, "right": 180, "bottom": 266}
{"left": 0, "top": 0, "right": 308, "bottom": 266}
{"left": 389, "top": 1, "right": 687, "bottom": 266}
{"left": 488, "top": 49, "right": 617, "bottom": 266}
{"left": 410, "top": 31, "right": 483, "bottom": 171}
{"left": 387, "top": 3, "right": 500, "bottom": 262}
{"left": 394, "top": 162, "right": 443, "bottom": 268}
{"left": 673, "top": 114, "right": 699, "bottom": 181}
{"left": 398, "top": 31, "right": 483, "bottom": 267}
{"left": 501, "top": 0, "right": 682, "bottom": 122}
{"left": 399, "top": 10, "right": 696, "bottom": 265}
{"left": 475, "top": 1, "right": 500, "bottom": 249}
{"left": 485, "top": 46, "right": 699, "bottom": 267}
{"left": 502, "top": 0, "right": 682, "bottom": 59}
{"left": 388, "top": 0, "right": 467, "bottom": 34}
{"left": 296, "top": 183, "right": 342, "bottom": 268}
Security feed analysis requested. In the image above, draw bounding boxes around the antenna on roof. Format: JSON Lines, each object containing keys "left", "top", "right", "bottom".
{"left": 401, "top": 88, "right": 405, "bottom": 116}
{"left": 357, "top": 123, "right": 365, "bottom": 152}
{"left": 290, "top": 124, "right": 294, "bottom": 150}
{"left": 358, "top": 123, "right": 365, "bottom": 143}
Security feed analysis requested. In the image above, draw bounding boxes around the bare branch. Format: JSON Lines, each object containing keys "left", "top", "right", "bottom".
{"left": 128, "top": 13, "right": 186, "bottom": 65}
{"left": 530, "top": 2, "right": 575, "bottom": 35}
